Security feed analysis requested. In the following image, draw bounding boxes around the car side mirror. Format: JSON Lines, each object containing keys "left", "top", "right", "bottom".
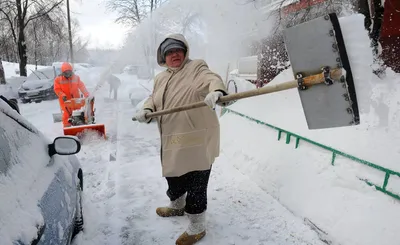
{"left": 48, "top": 136, "right": 81, "bottom": 157}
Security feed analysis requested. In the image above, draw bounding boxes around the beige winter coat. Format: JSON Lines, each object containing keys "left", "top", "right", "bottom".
{"left": 143, "top": 34, "right": 228, "bottom": 177}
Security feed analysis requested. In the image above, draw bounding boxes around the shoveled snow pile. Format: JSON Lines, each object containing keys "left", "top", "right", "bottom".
{"left": 220, "top": 14, "right": 400, "bottom": 245}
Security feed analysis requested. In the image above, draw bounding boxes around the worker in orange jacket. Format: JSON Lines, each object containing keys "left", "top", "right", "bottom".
{"left": 54, "top": 62, "right": 90, "bottom": 127}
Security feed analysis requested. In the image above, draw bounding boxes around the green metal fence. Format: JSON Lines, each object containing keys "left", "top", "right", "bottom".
{"left": 222, "top": 108, "right": 400, "bottom": 201}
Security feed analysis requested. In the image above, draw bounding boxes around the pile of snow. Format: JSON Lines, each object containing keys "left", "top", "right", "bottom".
{"left": 219, "top": 14, "right": 400, "bottom": 245}
{"left": 0, "top": 84, "right": 17, "bottom": 99}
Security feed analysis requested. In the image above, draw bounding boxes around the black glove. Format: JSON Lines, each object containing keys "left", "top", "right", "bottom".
{"left": 62, "top": 96, "right": 67, "bottom": 102}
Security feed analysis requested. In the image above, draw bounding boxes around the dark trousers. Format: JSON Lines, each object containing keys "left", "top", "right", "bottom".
{"left": 166, "top": 168, "right": 211, "bottom": 214}
{"left": 109, "top": 86, "right": 118, "bottom": 99}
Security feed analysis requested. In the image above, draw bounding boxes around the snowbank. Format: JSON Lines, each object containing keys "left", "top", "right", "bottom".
{"left": 219, "top": 14, "right": 400, "bottom": 245}
{"left": 220, "top": 113, "right": 400, "bottom": 245}
{"left": 2, "top": 61, "right": 47, "bottom": 78}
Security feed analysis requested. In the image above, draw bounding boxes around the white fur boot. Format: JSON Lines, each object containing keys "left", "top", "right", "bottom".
{"left": 175, "top": 212, "right": 206, "bottom": 245}
{"left": 156, "top": 194, "right": 186, "bottom": 217}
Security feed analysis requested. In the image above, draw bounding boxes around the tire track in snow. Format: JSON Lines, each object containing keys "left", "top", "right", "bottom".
{"left": 96, "top": 97, "right": 123, "bottom": 244}
{"left": 112, "top": 100, "right": 173, "bottom": 245}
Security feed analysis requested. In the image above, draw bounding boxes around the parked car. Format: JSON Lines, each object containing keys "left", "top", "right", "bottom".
{"left": 137, "top": 66, "right": 152, "bottom": 80}
{"left": 18, "top": 66, "right": 60, "bottom": 103}
{"left": 0, "top": 96, "right": 84, "bottom": 245}
{"left": 75, "top": 63, "right": 94, "bottom": 69}
{"left": 123, "top": 65, "right": 138, "bottom": 75}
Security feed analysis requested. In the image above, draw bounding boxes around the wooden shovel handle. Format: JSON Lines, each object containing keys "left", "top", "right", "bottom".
{"left": 132, "top": 68, "right": 343, "bottom": 121}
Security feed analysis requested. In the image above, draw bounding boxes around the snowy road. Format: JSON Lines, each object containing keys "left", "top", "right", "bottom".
{"left": 19, "top": 78, "right": 326, "bottom": 244}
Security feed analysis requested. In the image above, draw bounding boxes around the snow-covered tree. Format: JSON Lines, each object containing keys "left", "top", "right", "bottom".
{"left": 0, "top": 59, "right": 5, "bottom": 84}
{"left": 106, "top": 0, "right": 167, "bottom": 27}
{"left": 0, "top": 0, "right": 65, "bottom": 76}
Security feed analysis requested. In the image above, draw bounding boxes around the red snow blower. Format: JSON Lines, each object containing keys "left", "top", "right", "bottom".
{"left": 63, "top": 97, "right": 106, "bottom": 139}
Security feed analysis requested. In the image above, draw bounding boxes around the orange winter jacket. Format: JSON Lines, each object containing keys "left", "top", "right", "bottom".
{"left": 54, "top": 74, "right": 89, "bottom": 99}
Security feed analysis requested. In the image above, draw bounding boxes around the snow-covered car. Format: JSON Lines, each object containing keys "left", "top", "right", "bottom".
{"left": 123, "top": 65, "right": 138, "bottom": 75}
{"left": 0, "top": 97, "right": 84, "bottom": 244}
{"left": 75, "top": 63, "right": 94, "bottom": 69}
{"left": 137, "top": 66, "right": 152, "bottom": 80}
{"left": 18, "top": 66, "right": 60, "bottom": 103}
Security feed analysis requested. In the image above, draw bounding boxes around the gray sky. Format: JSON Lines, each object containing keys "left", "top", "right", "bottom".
{"left": 71, "top": 0, "right": 130, "bottom": 49}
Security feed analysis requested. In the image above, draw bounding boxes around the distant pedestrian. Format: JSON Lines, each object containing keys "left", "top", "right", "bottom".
{"left": 107, "top": 74, "right": 121, "bottom": 100}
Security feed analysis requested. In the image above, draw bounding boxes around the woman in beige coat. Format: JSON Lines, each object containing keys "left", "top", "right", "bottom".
{"left": 134, "top": 34, "right": 229, "bottom": 245}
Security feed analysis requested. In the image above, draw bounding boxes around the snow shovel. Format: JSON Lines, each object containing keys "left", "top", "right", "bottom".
{"left": 282, "top": 13, "right": 359, "bottom": 129}
{"left": 132, "top": 13, "right": 359, "bottom": 130}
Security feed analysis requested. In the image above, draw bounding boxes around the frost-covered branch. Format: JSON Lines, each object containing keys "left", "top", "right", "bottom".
{"left": 0, "top": 0, "right": 67, "bottom": 75}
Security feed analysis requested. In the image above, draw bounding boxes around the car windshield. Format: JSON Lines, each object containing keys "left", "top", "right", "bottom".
{"left": 27, "top": 68, "right": 55, "bottom": 80}
{"left": 55, "top": 67, "right": 62, "bottom": 76}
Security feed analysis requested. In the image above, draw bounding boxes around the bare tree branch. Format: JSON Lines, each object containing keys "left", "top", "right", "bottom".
{"left": 25, "top": 0, "right": 64, "bottom": 27}
{"left": 106, "top": 0, "right": 168, "bottom": 26}
{"left": 0, "top": 0, "right": 67, "bottom": 75}
{"left": 0, "top": 8, "right": 17, "bottom": 44}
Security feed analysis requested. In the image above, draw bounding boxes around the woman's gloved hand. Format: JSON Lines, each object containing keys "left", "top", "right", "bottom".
{"left": 134, "top": 109, "right": 152, "bottom": 123}
{"left": 204, "top": 91, "right": 223, "bottom": 110}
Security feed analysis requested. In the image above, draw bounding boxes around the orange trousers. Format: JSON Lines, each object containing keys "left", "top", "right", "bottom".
{"left": 59, "top": 100, "right": 71, "bottom": 127}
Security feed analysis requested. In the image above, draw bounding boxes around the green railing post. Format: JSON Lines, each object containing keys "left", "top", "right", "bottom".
{"left": 295, "top": 137, "right": 300, "bottom": 149}
{"left": 383, "top": 173, "right": 390, "bottom": 190}
{"left": 331, "top": 152, "right": 336, "bottom": 166}
{"left": 286, "top": 133, "right": 291, "bottom": 144}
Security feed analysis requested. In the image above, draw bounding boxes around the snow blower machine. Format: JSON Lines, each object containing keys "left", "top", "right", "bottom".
{"left": 62, "top": 97, "right": 106, "bottom": 139}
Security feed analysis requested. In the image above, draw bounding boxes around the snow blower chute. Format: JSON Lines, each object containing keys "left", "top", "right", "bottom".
{"left": 63, "top": 97, "right": 106, "bottom": 138}
{"left": 133, "top": 13, "right": 360, "bottom": 130}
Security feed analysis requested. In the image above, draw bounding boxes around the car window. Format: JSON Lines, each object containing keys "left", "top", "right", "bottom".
{"left": 38, "top": 69, "right": 55, "bottom": 79}
{"left": 0, "top": 111, "right": 43, "bottom": 174}
{"left": 55, "top": 67, "right": 61, "bottom": 76}
{"left": 27, "top": 69, "right": 55, "bottom": 80}
{"left": 27, "top": 70, "right": 43, "bottom": 80}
